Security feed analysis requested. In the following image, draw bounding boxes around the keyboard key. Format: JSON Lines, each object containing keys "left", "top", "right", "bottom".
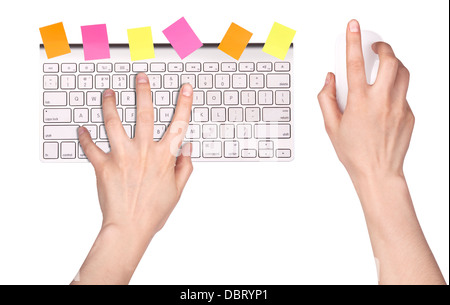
{"left": 44, "top": 108, "right": 71, "bottom": 123}
{"left": 95, "top": 75, "right": 110, "bottom": 89}
{"left": 215, "top": 74, "right": 230, "bottom": 89}
{"left": 181, "top": 74, "right": 196, "bottom": 88}
{"left": 78, "top": 75, "right": 93, "bottom": 89}
{"left": 198, "top": 74, "right": 213, "bottom": 89}
{"left": 148, "top": 74, "right": 162, "bottom": 89}
{"left": 43, "top": 125, "right": 79, "bottom": 140}
{"left": 220, "top": 124, "right": 235, "bottom": 139}
{"left": 275, "top": 90, "right": 291, "bottom": 105}
{"left": 43, "top": 75, "right": 58, "bottom": 89}
{"left": 274, "top": 62, "right": 290, "bottom": 71}
{"left": 228, "top": 107, "right": 243, "bottom": 122}
{"left": 150, "top": 63, "right": 166, "bottom": 72}
{"left": 239, "top": 62, "right": 254, "bottom": 72}
{"left": 232, "top": 74, "right": 247, "bottom": 88}
{"left": 258, "top": 149, "right": 273, "bottom": 158}
{"left": 168, "top": 63, "right": 183, "bottom": 72}
{"left": 163, "top": 74, "right": 179, "bottom": 89}
{"left": 83, "top": 125, "right": 97, "bottom": 139}
{"left": 190, "top": 141, "right": 201, "bottom": 158}
{"left": 96, "top": 141, "right": 111, "bottom": 153}
{"left": 203, "top": 141, "right": 222, "bottom": 158}
{"left": 133, "top": 63, "right": 148, "bottom": 72}
{"left": 61, "top": 142, "right": 76, "bottom": 159}
{"left": 237, "top": 124, "right": 252, "bottom": 139}
{"left": 262, "top": 107, "right": 290, "bottom": 122}
{"left": 258, "top": 90, "right": 273, "bottom": 105}
{"left": 245, "top": 108, "right": 260, "bottom": 122}
{"left": 115, "top": 63, "right": 130, "bottom": 72}
{"left": 79, "top": 63, "right": 95, "bottom": 72}
{"left": 224, "top": 141, "right": 239, "bottom": 158}
{"left": 241, "top": 90, "right": 256, "bottom": 105}
{"left": 186, "top": 62, "right": 201, "bottom": 72}
{"left": 155, "top": 91, "right": 170, "bottom": 106}
{"left": 203, "top": 62, "right": 219, "bottom": 72}
{"left": 159, "top": 108, "right": 174, "bottom": 122}
{"left": 43, "top": 92, "right": 66, "bottom": 106}
{"left": 43, "top": 142, "right": 58, "bottom": 159}
{"left": 258, "top": 140, "right": 273, "bottom": 150}
{"left": 221, "top": 62, "right": 237, "bottom": 72}
{"left": 91, "top": 108, "right": 104, "bottom": 123}
{"left": 87, "top": 91, "right": 102, "bottom": 106}
{"left": 193, "top": 91, "right": 204, "bottom": 105}
{"left": 267, "top": 74, "right": 290, "bottom": 88}
{"left": 97, "top": 63, "right": 112, "bottom": 72}
{"left": 61, "top": 63, "right": 77, "bottom": 73}
{"left": 125, "top": 108, "right": 136, "bottom": 122}
{"left": 112, "top": 75, "right": 127, "bottom": 89}
{"left": 211, "top": 107, "right": 226, "bottom": 122}
{"left": 206, "top": 91, "right": 221, "bottom": 105}
{"left": 254, "top": 124, "right": 291, "bottom": 139}
{"left": 186, "top": 124, "right": 201, "bottom": 139}
{"left": 43, "top": 63, "right": 59, "bottom": 73}
{"left": 121, "top": 91, "right": 136, "bottom": 106}
{"left": 249, "top": 74, "right": 264, "bottom": 88}
{"left": 60, "top": 75, "right": 76, "bottom": 89}
{"left": 241, "top": 149, "right": 257, "bottom": 158}
{"left": 69, "top": 91, "right": 84, "bottom": 106}
{"left": 276, "top": 149, "right": 291, "bottom": 158}
{"left": 153, "top": 125, "right": 166, "bottom": 140}
{"left": 223, "top": 91, "right": 239, "bottom": 105}
{"left": 193, "top": 107, "right": 209, "bottom": 122}
{"left": 257, "top": 62, "right": 272, "bottom": 72}
{"left": 74, "top": 108, "right": 89, "bottom": 123}
{"left": 202, "top": 124, "right": 217, "bottom": 139}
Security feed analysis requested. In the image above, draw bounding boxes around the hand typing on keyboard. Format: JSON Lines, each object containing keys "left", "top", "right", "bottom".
{"left": 71, "top": 73, "right": 194, "bottom": 285}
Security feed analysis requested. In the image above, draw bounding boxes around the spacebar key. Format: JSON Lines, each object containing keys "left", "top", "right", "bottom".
{"left": 254, "top": 124, "right": 291, "bottom": 139}
{"left": 44, "top": 125, "right": 80, "bottom": 140}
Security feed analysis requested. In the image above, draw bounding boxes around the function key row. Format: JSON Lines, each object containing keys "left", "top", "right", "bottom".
{"left": 44, "top": 62, "right": 291, "bottom": 74}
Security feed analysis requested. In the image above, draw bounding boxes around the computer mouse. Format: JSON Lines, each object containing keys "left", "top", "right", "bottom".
{"left": 335, "top": 30, "right": 383, "bottom": 112}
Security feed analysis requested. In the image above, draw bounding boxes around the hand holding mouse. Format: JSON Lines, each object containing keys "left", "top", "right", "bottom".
{"left": 317, "top": 20, "right": 445, "bottom": 284}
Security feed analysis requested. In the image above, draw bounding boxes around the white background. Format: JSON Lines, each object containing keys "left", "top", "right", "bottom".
{"left": 0, "top": 0, "right": 448, "bottom": 285}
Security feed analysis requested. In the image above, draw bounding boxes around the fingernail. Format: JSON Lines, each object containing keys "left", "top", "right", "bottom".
{"left": 325, "top": 72, "right": 332, "bottom": 85}
{"left": 103, "top": 89, "right": 114, "bottom": 97}
{"left": 78, "top": 127, "right": 86, "bottom": 135}
{"left": 349, "top": 19, "right": 360, "bottom": 33}
{"left": 182, "top": 84, "right": 193, "bottom": 97}
{"left": 136, "top": 73, "right": 148, "bottom": 83}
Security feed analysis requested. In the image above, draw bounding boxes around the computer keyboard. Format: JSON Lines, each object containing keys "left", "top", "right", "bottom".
{"left": 40, "top": 43, "right": 294, "bottom": 162}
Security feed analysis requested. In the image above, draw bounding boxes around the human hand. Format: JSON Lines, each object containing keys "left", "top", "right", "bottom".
{"left": 78, "top": 73, "right": 194, "bottom": 238}
{"left": 317, "top": 19, "right": 414, "bottom": 182}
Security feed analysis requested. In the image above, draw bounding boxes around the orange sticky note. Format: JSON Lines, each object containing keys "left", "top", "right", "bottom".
{"left": 39, "top": 22, "right": 71, "bottom": 59}
{"left": 218, "top": 23, "right": 253, "bottom": 60}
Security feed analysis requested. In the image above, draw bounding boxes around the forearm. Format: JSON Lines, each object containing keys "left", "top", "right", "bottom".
{"left": 351, "top": 172, "right": 446, "bottom": 285}
{"left": 71, "top": 224, "right": 153, "bottom": 285}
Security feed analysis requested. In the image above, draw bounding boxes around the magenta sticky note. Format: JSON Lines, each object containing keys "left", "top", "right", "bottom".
{"left": 163, "top": 17, "right": 203, "bottom": 59}
{"left": 80, "top": 24, "right": 110, "bottom": 60}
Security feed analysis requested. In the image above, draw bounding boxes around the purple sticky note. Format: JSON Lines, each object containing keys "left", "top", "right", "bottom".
{"left": 80, "top": 24, "right": 110, "bottom": 61}
{"left": 163, "top": 17, "right": 203, "bottom": 59}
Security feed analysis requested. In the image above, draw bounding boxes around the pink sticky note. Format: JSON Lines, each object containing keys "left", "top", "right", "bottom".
{"left": 163, "top": 17, "right": 203, "bottom": 59}
{"left": 80, "top": 24, "right": 110, "bottom": 61}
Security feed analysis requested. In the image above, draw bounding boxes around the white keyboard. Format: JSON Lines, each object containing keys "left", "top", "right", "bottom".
{"left": 40, "top": 43, "right": 294, "bottom": 162}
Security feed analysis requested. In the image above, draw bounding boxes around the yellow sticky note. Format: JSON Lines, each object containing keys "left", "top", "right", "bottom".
{"left": 39, "top": 22, "right": 71, "bottom": 59}
{"left": 127, "top": 26, "right": 155, "bottom": 61}
{"left": 263, "top": 22, "right": 296, "bottom": 60}
{"left": 218, "top": 23, "right": 253, "bottom": 60}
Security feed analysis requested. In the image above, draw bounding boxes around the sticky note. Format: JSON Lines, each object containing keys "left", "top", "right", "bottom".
{"left": 80, "top": 24, "right": 110, "bottom": 61}
{"left": 163, "top": 17, "right": 203, "bottom": 59}
{"left": 263, "top": 22, "right": 296, "bottom": 60}
{"left": 39, "top": 22, "right": 71, "bottom": 59}
{"left": 218, "top": 23, "right": 253, "bottom": 60}
{"left": 127, "top": 26, "right": 155, "bottom": 61}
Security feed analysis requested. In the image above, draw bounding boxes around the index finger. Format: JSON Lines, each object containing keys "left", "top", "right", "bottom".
{"left": 160, "top": 84, "right": 193, "bottom": 153}
{"left": 346, "top": 19, "right": 367, "bottom": 91}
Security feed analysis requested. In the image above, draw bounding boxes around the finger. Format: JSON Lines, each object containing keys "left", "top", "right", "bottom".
{"left": 393, "top": 60, "right": 410, "bottom": 100}
{"left": 78, "top": 126, "right": 106, "bottom": 168}
{"left": 346, "top": 19, "right": 367, "bottom": 91}
{"left": 175, "top": 143, "right": 193, "bottom": 194}
{"left": 317, "top": 73, "right": 342, "bottom": 135}
{"left": 372, "top": 42, "right": 399, "bottom": 90}
{"left": 102, "top": 89, "right": 128, "bottom": 148}
{"left": 134, "top": 73, "right": 154, "bottom": 144}
{"left": 161, "top": 84, "right": 193, "bottom": 154}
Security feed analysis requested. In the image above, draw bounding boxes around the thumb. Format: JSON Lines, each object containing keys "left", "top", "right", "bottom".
{"left": 317, "top": 72, "right": 342, "bottom": 135}
{"left": 175, "top": 143, "right": 194, "bottom": 195}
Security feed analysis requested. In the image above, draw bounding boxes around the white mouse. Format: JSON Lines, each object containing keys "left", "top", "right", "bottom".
{"left": 335, "top": 30, "right": 383, "bottom": 112}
